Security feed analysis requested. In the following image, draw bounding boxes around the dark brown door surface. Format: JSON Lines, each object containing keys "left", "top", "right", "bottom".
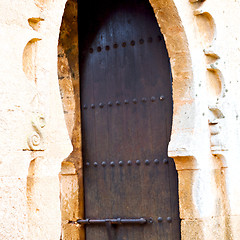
{"left": 79, "top": 0, "right": 180, "bottom": 239}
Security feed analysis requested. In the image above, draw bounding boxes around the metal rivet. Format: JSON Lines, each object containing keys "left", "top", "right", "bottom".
{"left": 94, "top": 162, "right": 98, "bottom": 167}
{"left": 160, "top": 95, "right": 165, "bottom": 101}
{"left": 119, "top": 161, "right": 123, "bottom": 166}
{"left": 110, "top": 161, "right": 115, "bottom": 167}
{"left": 89, "top": 48, "right": 93, "bottom": 53}
{"left": 122, "top": 42, "right": 126, "bottom": 47}
{"left": 116, "top": 101, "right": 121, "bottom": 106}
{"left": 148, "top": 218, "right": 153, "bottom": 224}
{"left": 91, "top": 104, "right": 95, "bottom": 109}
{"left": 113, "top": 43, "right": 118, "bottom": 48}
{"left": 102, "top": 161, "right": 106, "bottom": 167}
{"left": 158, "top": 217, "right": 163, "bottom": 223}
{"left": 97, "top": 46, "right": 101, "bottom": 52}
{"left": 105, "top": 45, "right": 110, "bottom": 51}
{"left": 139, "top": 39, "right": 144, "bottom": 44}
{"left": 141, "top": 97, "right": 147, "bottom": 103}
{"left": 136, "top": 160, "right": 140, "bottom": 165}
{"left": 99, "top": 102, "right": 104, "bottom": 108}
{"left": 108, "top": 101, "right": 113, "bottom": 107}
{"left": 127, "top": 160, "right": 132, "bottom": 166}
{"left": 133, "top": 98, "right": 137, "bottom": 104}
{"left": 145, "top": 159, "right": 150, "bottom": 165}
{"left": 124, "top": 99, "right": 129, "bottom": 104}
{"left": 167, "top": 217, "right": 172, "bottom": 223}
{"left": 148, "top": 37, "right": 153, "bottom": 43}
{"left": 130, "top": 40, "right": 135, "bottom": 46}
{"left": 154, "top": 159, "right": 159, "bottom": 164}
{"left": 83, "top": 105, "right": 88, "bottom": 109}
{"left": 151, "top": 96, "right": 156, "bottom": 102}
{"left": 163, "top": 158, "right": 169, "bottom": 164}
{"left": 86, "top": 162, "right": 90, "bottom": 166}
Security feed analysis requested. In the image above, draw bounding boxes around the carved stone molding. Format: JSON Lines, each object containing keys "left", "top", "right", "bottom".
{"left": 28, "top": 114, "right": 46, "bottom": 151}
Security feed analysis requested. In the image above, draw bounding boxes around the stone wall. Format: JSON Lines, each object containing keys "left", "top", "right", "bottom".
{"left": 58, "top": 0, "right": 84, "bottom": 239}
{"left": 0, "top": 0, "right": 72, "bottom": 239}
{"left": 0, "top": 0, "right": 240, "bottom": 239}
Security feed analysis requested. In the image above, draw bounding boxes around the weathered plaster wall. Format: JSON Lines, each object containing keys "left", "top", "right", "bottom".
{"left": 150, "top": 0, "right": 240, "bottom": 239}
{"left": 1, "top": 0, "right": 240, "bottom": 239}
{"left": 165, "top": 1, "right": 240, "bottom": 239}
{"left": 0, "top": 0, "right": 72, "bottom": 239}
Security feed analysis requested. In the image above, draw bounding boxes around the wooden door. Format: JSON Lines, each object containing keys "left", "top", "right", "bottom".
{"left": 79, "top": 0, "right": 180, "bottom": 239}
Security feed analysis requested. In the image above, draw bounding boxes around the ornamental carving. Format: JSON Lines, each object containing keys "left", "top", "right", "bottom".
{"left": 28, "top": 114, "right": 46, "bottom": 150}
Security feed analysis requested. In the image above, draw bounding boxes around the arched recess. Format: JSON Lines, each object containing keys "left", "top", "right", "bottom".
{"left": 57, "top": 0, "right": 195, "bottom": 239}
{"left": 57, "top": 0, "right": 84, "bottom": 239}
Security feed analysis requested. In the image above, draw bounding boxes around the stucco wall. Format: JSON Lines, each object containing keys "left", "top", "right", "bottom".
{"left": 0, "top": 0, "right": 72, "bottom": 239}
{"left": 0, "top": 0, "right": 240, "bottom": 239}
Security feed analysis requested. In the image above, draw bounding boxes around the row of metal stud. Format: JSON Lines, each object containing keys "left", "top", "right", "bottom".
{"left": 147, "top": 217, "right": 173, "bottom": 223}
{"left": 83, "top": 95, "right": 165, "bottom": 110}
{"left": 158, "top": 217, "right": 172, "bottom": 223}
{"left": 89, "top": 36, "right": 162, "bottom": 53}
{"left": 85, "top": 158, "right": 169, "bottom": 167}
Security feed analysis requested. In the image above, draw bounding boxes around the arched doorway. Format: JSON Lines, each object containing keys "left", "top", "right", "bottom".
{"left": 79, "top": 0, "right": 181, "bottom": 239}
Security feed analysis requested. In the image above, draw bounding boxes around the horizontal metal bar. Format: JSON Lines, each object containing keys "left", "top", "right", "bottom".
{"left": 76, "top": 217, "right": 147, "bottom": 225}
{"left": 118, "top": 218, "right": 147, "bottom": 224}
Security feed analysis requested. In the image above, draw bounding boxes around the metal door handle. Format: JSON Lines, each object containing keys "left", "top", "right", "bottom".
{"left": 76, "top": 217, "right": 148, "bottom": 225}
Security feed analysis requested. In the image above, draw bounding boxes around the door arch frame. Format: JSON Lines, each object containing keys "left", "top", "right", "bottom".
{"left": 57, "top": 0, "right": 198, "bottom": 239}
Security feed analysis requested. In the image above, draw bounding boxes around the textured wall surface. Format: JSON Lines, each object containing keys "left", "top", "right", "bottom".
{"left": 0, "top": 0, "right": 240, "bottom": 239}
{"left": 0, "top": 0, "right": 72, "bottom": 239}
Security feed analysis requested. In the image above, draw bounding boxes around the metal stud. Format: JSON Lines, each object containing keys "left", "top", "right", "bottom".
{"left": 102, "top": 161, "right": 106, "bottom": 167}
{"left": 130, "top": 40, "right": 135, "bottom": 46}
{"left": 145, "top": 159, "right": 150, "bottom": 165}
{"left": 154, "top": 159, "right": 159, "bottom": 164}
{"left": 133, "top": 98, "right": 137, "bottom": 104}
{"left": 97, "top": 46, "right": 101, "bottom": 52}
{"left": 139, "top": 39, "right": 144, "bottom": 44}
{"left": 163, "top": 158, "right": 169, "bottom": 164}
{"left": 122, "top": 42, "right": 127, "bottom": 47}
{"left": 105, "top": 46, "right": 110, "bottom": 51}
{"left": 91, "top": 104, "right": 95, "bottom": 109}
{"left": 108, "top": 101, "right": 113, "bottom": 107}
{"left": 141, "top": 97, "right": 147, "bottom": 103}
{"left": 160, "top": 95, "right": 165, "bottom": 101}
{"left": 158, "top": 217, "right": 163, "bottom": 223}
{"left": 124, "top": 99, "right": 129, "bottom": 104}
{"left": 110, "top": 161, "right": 115, "bottom": 167}
{"left": 83, "top": 104, "right": 88, "bottom": 109}
{"left": 89, "top": 48, "right": 93, "bottom": 53}
{"left": 167, "top": 217, "right": 172, "bottom": 223}
{"left": 148, "top": 218, "right": 153, "bottom": 224}
{"left": 113, "top": 43, "right": 118, "bottom": 49}
{"left": 93, "top": 162, "right": 98, "bottom": 167}
{"left": 99, "top": 102, "right": 104, "bottom": 108}
{"left": 119, "top": 161, "right": 123, "bottom": 166}
{"left": 116, "top": 101, "right": 121, "bottom": 106}
{"left": 86, "top": 162, "right": 90, "bottom": 166}
{"left": 127, "top": 160, "right": 132, "bottom": 166}
{"left": 151, "top": 96, "right": 156, "bottom": 102}
{"left": 136, "top": 160, "right": 141, "bottom": 165}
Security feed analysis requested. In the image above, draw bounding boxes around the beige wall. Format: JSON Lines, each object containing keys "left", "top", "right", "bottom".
{"left": 1, "top": 0, "right": 240, "bottom": 239}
